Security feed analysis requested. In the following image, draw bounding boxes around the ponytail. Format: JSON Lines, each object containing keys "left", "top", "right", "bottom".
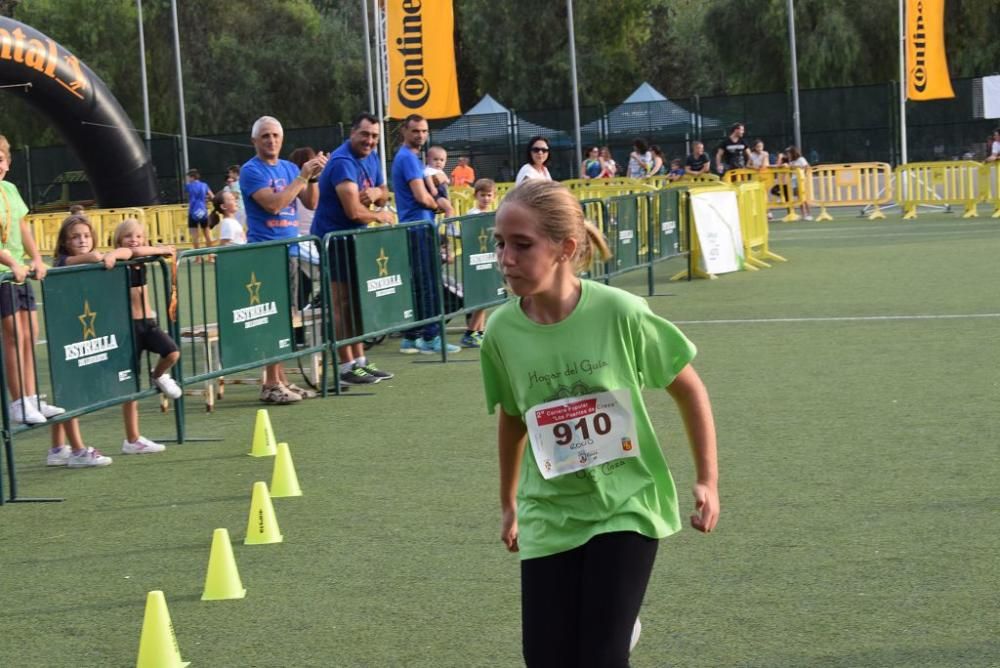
{"left": 576, "top": 220, "right": 612, "bottom": 273}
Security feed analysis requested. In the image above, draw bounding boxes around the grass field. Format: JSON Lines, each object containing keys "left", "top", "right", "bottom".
{"left": 1, "top": 211, "right": 998, "bottom": 667}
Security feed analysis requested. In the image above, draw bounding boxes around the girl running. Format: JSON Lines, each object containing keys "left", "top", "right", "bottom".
{"left": 480, "top": 180, "right": 720, "bottom": 666}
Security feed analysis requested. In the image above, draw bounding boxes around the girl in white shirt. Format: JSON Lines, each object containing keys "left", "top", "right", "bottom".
{"left": 211, "top": 191, "right": 247, "bottom": 245}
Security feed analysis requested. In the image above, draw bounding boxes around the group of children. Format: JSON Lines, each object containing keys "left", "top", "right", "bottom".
{"left": 186, "top": 166, "right": 248, "bottom": 252}
{"left": 1, "top": 133, "right": 183, "bottom": 469}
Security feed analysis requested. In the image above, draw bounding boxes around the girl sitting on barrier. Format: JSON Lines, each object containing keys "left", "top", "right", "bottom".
{"left": 58, "top": 216, "right": 180, "bottom": 455}
{"left": 481, "top": 180, "right": 719, "bottom": 666}
{"left": 0, "top": 134, "right": 65, "bottom": 426}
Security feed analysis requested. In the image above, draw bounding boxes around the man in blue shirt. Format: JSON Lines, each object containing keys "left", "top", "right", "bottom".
{"left": 390, "top": 114, "right": 460, "bottom": 355}
{"left": 240, "top": 115, "right": 327, "bottom": 404}
{"left": 312, "top": 112, "right": 395, "bottom": 386}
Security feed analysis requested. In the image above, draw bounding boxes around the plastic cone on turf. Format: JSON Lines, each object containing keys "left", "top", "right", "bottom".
{"left": 270, "top": 442, "right": 302, "bottom": 498}
{"left": 136, "top": 590, "right": 190, "bottom": 668}
{"left": 248, "top": 409, "right": 277, "bottom": 457}
{"left": 244, "top": 481, "right": 283, "bottom": 544}
{"left": 201, "top": 528, "right": 247, "bottom": 600}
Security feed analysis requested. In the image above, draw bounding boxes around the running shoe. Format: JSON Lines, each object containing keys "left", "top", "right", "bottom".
{"left": 152, "top": 374, "right": 183, "bottom": 400}
{"left": 68, "top": 447, "right": 113, "bottom": 468}
{"left": 358, "top": 363, "right": 393, "bottom": 380}
{"left": 47, "top": 444, "right": 72, "bottom": 466}
{"left": 416, "top": 336, "right": 460, "bottom": 354}
{"left": 121, "top": 436, "right": 166, "bottom": 454}
{"left": 340, "top": 367, "right": 380, "bottom": 385}
{"left": 399, "top": 338, "right": 421, "bottom": 354}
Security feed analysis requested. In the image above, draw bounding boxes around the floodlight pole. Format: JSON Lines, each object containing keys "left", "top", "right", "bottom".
{"left": 361, "top": 0, "right": 375, "bottom": 113}
{"left": 169, "top": 0, "right": 189, "bottom": 173}
{"left": 373, "top": 0, "right": 388, "bottom": 182}
{"left": 567, "top": 0, "right": 583, "bottom": 176}
{"left": 136, "top": 0, "right": 151, "bottom": 153}
{"left": 898, "top": 0, "right": 908, "bottom": 164}
{"left": 786, "top": 0, "right": 802, "bottom": 150}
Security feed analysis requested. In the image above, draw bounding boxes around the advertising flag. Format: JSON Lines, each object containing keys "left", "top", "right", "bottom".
{"left": 387, "top": 0, "right": 460, "bottom": 119}
{"left": 906, "top": 0, "right": 954, "bottom": 101}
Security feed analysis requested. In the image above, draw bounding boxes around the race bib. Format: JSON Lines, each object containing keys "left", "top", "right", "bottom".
{"left": 525, "top": 388, "right": 640, "bottom": 480}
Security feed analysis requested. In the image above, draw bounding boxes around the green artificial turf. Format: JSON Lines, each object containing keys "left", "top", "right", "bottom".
{"left": 1, "top": 211, "right": 997, "bottom": 667}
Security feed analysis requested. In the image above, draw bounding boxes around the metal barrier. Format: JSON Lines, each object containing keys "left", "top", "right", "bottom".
{"left": 322, "top": 221, "right": 449, "bottom": 393}
{"left": 735, "top": 182, "right": 786, "bottom": 270}
{"left": 724, "top": 167, "right": 811, "bottom": 222}
{"left": 980, "top": 163, "right": 1000, "bottom": 218}
{"left": 169, "top": 238, "right": 329, "bottom": 418}
{"left": 439, "top": 212, "right": 508, "bottom": 337}
{"left": 1, "top": 259, "right": 179, "bottom": 504}
{"left": 895, "top": 161, "right": 981, "bottom": 219}
{"left": 810, "top": 163, "right": 892, "bottom": 221}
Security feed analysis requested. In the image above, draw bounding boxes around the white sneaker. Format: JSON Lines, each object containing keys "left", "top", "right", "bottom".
{"left": 629, "top": 617, "right": 642, "bottom": 653}
{"left": 121, "top": 436, "right": 166, "bottom": 454}
{"left": 11, "top": 398, "right": 46, "bottom": 425}
{"left": 37, "top": 397, "right": 65, "bottom": 418}
{"left": 46, "top": 444, "right": 72, "bottom": 466}
{"left": 804, "top": 215, "right": 814, "bottom": 221}
{"left": 152, "top": 374, "right": 182, "bottom": 400}
{"left": 67, "top": 446, "right": 112, "bottom": 468}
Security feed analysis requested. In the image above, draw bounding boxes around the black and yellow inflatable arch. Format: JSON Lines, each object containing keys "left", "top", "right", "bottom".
{"left": 1, "top": 17, "right": 158, "bottom": 207}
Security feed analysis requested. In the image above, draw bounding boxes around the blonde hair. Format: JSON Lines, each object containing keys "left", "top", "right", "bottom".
{"left": 0, "top": 134, "right": 10, "bottom": 162}
{"left": 113, "top": 218, "right": 145, "bottom": 248}
{"left": 499, "top": 180, "right": 611, "bottom": 273}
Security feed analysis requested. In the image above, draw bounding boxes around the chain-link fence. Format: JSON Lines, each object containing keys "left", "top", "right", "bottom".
{"left": 6, "top": 77, "right": 997, "bottom": 210}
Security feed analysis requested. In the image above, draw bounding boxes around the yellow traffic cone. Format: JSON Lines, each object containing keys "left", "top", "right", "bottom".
{"left": 270, "top": 442, "right": 302, "bottom": 498}
{"left": 136, "top": 590, "right": 190, "bottom": 668}
{"left": 201, "top": 528, "right": 247, "bottom": 600}
{"left": 248, "top": 408, "right": 277, "bottom": 457}
{"left": 244, "top": 481, "right": 283, "bottom": 545}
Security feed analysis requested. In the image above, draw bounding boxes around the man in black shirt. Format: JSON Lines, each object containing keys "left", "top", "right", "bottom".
{"left": 715, "top": 122, "right": 750, "bottom": 175}
{"left": 684, "top": 141, "right": 711, "bottom": 175}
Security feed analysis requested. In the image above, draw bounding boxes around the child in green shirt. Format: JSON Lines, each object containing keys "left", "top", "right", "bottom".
{"left": 0, "top": 134, "right": 64, "bottom": 425}
{"left": 481, "top": 180, "right": 720, "bottom": 666}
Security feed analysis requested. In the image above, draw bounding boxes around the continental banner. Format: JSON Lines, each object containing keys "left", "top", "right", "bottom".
{"left": 386, "top": 0, "right": 460, "bottom": 119}
{"left": 906, "top": 0, "right": 954, "bottom": 101}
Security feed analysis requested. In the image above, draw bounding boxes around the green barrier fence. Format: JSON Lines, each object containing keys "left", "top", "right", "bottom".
{"left": 440, "top": 212, "right": 509, "bottom": 337}
{"left": 1, "top": 258, "right": 179, "bottom": 504}
{"left": 322, "top": 221, "right": 449, "bottom": 392}
{"left": 168, "top": 238, "right": 329, "bottom": 421}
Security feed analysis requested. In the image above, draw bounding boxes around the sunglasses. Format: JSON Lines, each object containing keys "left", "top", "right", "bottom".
{"left": 531, "top": 146, "right": 549, "bottom": 153}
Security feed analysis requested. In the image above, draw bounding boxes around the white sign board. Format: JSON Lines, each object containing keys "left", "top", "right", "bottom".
{"left": 984, "top": 75, "right": 1000, "bottom": 120}
{"left": 690, "top": 190, "right": 744, "bottom": 275}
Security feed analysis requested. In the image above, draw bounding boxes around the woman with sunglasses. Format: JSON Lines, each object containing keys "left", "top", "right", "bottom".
{"left": 516, "top": 136, "right": 553, "bottom": 185}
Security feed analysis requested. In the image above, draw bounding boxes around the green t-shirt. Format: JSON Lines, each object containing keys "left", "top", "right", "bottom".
{"left": 480, "top": 280, "right": 696, "bottom": 560}
{"left": 0, "top": 180, "right": 28, "bottom": 269}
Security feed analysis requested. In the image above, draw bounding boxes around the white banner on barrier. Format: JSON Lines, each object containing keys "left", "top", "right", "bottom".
{"left": 690, "top": 190, "right": 744, "bottom": 275}
{"left": 984, "top": 75, "right": 1000, "bottom": 119}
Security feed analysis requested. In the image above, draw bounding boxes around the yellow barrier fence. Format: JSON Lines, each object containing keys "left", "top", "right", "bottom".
{"left": 809, "top": 162, "right": 892, "bottom": 221}
{"left": 981, "top": 162, "right": 1000, "bottom": 218}
{"left": 735, "top": 182, "right": 786, "bottom": 270}
{"left": 895, "top": 160, "right": 980, "bottom": 219}
{"left": 28, "top": 207, "right": 148, "bottom": 254}
{"left": 724, "top": 167, "right": 810, "bottom": 222}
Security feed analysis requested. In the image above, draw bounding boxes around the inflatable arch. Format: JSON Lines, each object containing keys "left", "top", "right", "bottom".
{"left": 0, "top": 17, "right": 158, "bottom": 207}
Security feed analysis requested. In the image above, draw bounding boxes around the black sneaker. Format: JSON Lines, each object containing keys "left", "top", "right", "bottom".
{"left": 359, "top": 363, "right": 394, "bottom": 380}
{"left": 340, "top": 367, "right": 380, "bottom": 385}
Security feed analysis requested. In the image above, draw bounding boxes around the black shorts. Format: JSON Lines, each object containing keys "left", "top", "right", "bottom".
{"left": 326, "top": 235, "right": 358, "bottom": 284}
{"left": 133, "top": 318, "right": 178, "bottom": 366}
{"left": 0, "top": 282, "right": 37, "bottom": 318}
{"left": 188, "top": 214, "right": 209, "bottom": 229}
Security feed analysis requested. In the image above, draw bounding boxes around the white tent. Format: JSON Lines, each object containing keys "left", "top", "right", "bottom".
{"left": 585, "top": 83, "right": 720, "bottom": 138}
{"left": 430, "top": 94, "right": 565, "bottom": 147}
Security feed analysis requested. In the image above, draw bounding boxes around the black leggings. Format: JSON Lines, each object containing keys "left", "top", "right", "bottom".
{"left": 520, "top": 531, "right": 658, "bottom": 668}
